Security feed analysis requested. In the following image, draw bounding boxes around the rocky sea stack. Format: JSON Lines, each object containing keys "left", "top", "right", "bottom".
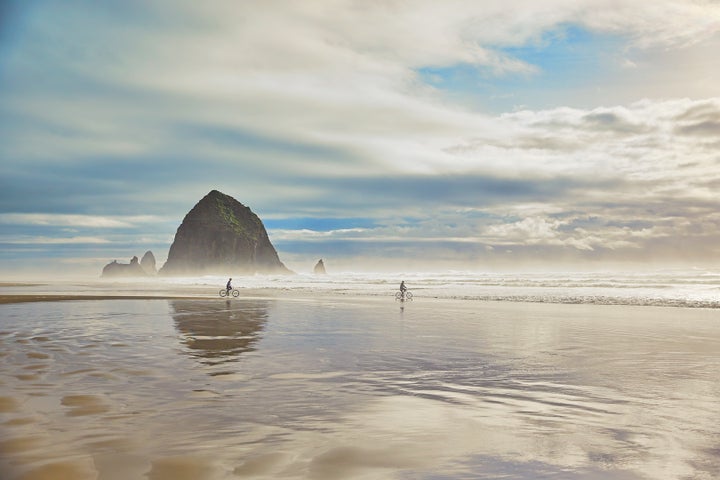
{"left": 140, "top": 250, "right": 157, "bottom": 274}
{"left": 159, "top": 190, "right": 291, "bottom": 276}
{"left": 313, "top": 259, "right": 327, "bottom": 274}
{"left": 102, "top": 255, "right": 148, "bottom": 278}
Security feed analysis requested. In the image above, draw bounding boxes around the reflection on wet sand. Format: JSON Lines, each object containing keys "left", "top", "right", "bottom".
{"left": 170, "top": 300, "right": 268, "bottom": 366}
{"left": 2, "top": 298, "right": 720, "bottom": 480}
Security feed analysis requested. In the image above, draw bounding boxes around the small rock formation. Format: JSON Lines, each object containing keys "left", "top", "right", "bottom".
{"left": 313, "top": 259, "right": 327, "bottom": 274}
{"left": 101, "top": 256, "right": 147, "bottom": 278}
{"left": 140, "top": 250, "right": 157, "bottom": 275}
{"left": 159, "top": 190, "right": 292, "bottom": 276}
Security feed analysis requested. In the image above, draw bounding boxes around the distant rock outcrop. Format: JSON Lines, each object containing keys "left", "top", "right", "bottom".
{"left": 102, "top": 256, "right": 148, "bottom": 278}
{"left": 101, "top": 251, "right": 157, "bottom": 278}
{"left": 159, "top": 190, "right": 292, "bottom": 276}
{"left": 140, "top": 250, "right": 157, "bottom": 275}
{"left": 313, "top": 259, "right": 327, "bottom": 274}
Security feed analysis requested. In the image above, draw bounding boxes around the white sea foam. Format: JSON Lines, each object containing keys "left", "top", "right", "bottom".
{"left": 161, "top": 270, "right": 720, "bottom": 309}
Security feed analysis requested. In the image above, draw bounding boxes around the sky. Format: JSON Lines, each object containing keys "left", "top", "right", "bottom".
{"left": 1, "top": 0, "right": 720, "bottom": 276}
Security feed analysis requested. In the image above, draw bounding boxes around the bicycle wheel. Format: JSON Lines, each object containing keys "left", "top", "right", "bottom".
{"left": 395, "top": 291, "right": 403, "bottom": 300}
{"left": 405, "top": 291, "right": 413, "bottom": 300}
{"left": 219, "top": 289, "right": 227, "bottom": 297}
{"left": 232, "top": 289, "right": 240, "bottom": 297}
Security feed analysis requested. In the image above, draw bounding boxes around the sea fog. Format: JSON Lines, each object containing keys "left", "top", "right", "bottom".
{"left": 21, "top": 269, "right": 715, "bottom": 308}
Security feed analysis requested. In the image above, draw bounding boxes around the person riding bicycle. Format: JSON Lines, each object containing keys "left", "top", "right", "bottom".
{"left": 226, "top": 278, "right": 232, "bottom": 294}
{"left": 399, "top": 281, "right": 407, "bottom": 297}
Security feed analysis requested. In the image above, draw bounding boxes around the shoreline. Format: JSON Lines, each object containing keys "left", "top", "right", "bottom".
{"left": 0, "top": 289, "right": 391, "bottom": 305}
{"left": 0, "top": 294, "right": 201, "bottom": 304}
{"left": 0, "top": 291, "right": 398, "bottom": 305}
{"left": 2, "top": 292, "right": 720, "bottom": 312}
{"left": 1, "top": 274, "right": 719, "bottom": 309}
{"left": 2, "top": 283, "right": 719, "bottom": 480}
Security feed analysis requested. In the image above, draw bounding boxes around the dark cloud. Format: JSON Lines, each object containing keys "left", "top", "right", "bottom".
{"left": 673, "top": 101, "right": 720, "bottom": 136}
{"left": 513, "top": 135, "right": 583, "bottom": 152}
{"left": 581, "top": 112, "right": 649, "bottom": 134}
{"left": 448, "top": 135, "right": 583, "bottom": 153}
{"left": 673, "top": 100, "right": 720, "bottom": 122}
{"left": 171, "top": 122, "right": 358, "bottom": 164}
{"left": 554, "top": 214, "right": 660, "bottom": 243}
{"left": 316, "top": 174, "right": 620, "bottom": 211}
{"left": 675, "top": 120, "right": 720, "bottom": 136}
{"left": 0, "top": 0, "right": 33, "bottom": 56}
{"left": 0, "top": 159, "right": 206, "bottom": 216}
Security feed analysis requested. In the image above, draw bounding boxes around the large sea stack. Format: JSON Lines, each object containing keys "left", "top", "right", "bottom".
{"left": 159, "top": 190, "right": 291, "bottom": 276}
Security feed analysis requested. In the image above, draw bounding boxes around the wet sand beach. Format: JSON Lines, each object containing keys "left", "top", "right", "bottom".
{"left": 1, "top": 291, "right": 720, "bottom": 480}
{"left": 0, "top": 295, "right": 195, "bottom": 305}
{"left": 0, "top": 280, "right": 290, "bottom": 305}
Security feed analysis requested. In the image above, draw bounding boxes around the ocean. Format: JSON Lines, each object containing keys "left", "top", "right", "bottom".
{"left": 155, "top": 269, "right": 720, "bottom": 308}
{"left": 1, "top": 270, "right": 719, "bottom": 479}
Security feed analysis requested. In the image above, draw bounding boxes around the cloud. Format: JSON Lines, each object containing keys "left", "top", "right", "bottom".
{"left": 0, "top": 213, "right": 161, "bottom": 228}
{"left": 266, "top": 96, "right": 720, "bottom": 263}
{"left": 1, "top": 236, "right": 111, "bottom": 245}
{"left": 1, "top": 1, "right": 719, "bottom": 271}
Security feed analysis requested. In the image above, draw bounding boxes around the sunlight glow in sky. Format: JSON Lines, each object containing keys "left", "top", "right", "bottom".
{"left": 1, "top": 0, "right": 719, "bottom": 275}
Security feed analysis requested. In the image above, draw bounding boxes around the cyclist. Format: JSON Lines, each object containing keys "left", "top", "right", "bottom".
{"left": 226, "top": 278, "right": 232, "bottom": 295}
{"left": 399, "top": 281, "right": 407, "bottom": 298}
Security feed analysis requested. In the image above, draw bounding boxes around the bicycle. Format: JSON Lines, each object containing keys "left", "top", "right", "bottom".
{"left": 219, "top": 289, "right": 240, "bottom": 298}
{"left": 395, "top": 290, "right": 413, "bottom": 301}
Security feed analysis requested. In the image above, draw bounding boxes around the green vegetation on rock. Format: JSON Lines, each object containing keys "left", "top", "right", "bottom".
{"left": 159, "top": 190, "right": 291, "bottom": 275}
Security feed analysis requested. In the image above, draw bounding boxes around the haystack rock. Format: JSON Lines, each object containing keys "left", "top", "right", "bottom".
{"left": 102, "top": 256, "right": 147, "bottom": 278}
{"left": 159, "top": 190, "right": 292, "bottom": 276}
{"left": 140, "top": 250, "right": 157, "bottom": 275}
{"left": 313, "top": 259, "right": 327, "bottom": 274}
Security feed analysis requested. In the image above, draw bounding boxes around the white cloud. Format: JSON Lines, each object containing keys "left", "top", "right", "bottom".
{"left": 456, "top": 97, "right": 720, "bottom": 183}
{"left": 1, "top": 236, "right": 111, "bottom": 245}
{"left": 10, "top": 0, "right": 716, "bottom": 170}
{"left": 0, "top": 214, "right": 162, "bottom": 228}
{"left": 5, "top": 1, "right": 718, "bottom": 180}
{"left": 578, "top": 0, "right": 720, "bottom": 48}
{"left": 485, "top": 217, "right": 561, "bottom": 242}
{"left": 269, "top": 228, "right": 370, "bottom": 241}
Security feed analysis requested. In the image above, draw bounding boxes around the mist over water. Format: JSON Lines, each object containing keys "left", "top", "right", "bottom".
{"left": 4, "top": 268, "right": 720, "bottom": 308}
{"left": 157, "top": 269, "right": 720, "bottom": 308}
{"left": 1, "top": 294, "right": 720, "bottom": 479}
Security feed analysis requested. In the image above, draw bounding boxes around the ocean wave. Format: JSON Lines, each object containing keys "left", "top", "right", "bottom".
{"left": 144, "top": 270, "right": 720, "bottom": 309}
{"left": 436, "top": 294, "right": 720, "bottom": 309}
